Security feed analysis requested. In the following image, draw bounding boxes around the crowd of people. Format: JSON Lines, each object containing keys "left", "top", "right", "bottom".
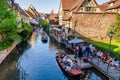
{"left": 72, "top": 43, "right": 120, "bottom": 69}
{"left": 59, "top": 40, "right": 120, "bottom": 69}
{"left": 52, "top": 28, "right": 120, "bottom": 70}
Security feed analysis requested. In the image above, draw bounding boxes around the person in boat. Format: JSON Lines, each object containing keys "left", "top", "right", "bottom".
{"left": 59, "top": 54, "right": 66, "bottom": 62}
{"left": 72, "top": 60, "right": 79, "bottom": 69}
{"left": 60, "top": 53, "right": 65, "bottom": 59}
{"left": 63, "top": 56, "right": 72, "bottom": 69}
{"left": 65, "top": 63, "right": 71, "bottom": 71}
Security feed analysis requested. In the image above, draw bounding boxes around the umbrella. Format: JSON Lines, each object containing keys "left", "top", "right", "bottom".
{"left": 68, "top": 38, "right": 84, "bottom": 44}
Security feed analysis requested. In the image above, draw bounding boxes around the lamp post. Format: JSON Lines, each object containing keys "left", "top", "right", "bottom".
{"left": 107, "top": 31, "right": 114, "bottom": 73}
{"left": 108, "top": 31, "right": 114, "bottom": 57}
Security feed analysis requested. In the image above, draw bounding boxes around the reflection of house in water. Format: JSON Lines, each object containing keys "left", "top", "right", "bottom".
{"left": 29, "top": 32, "right": 37, "bottom": 47}
{"left": 49, "top": 42, "right": 56, "bottom": 50}
{"left": 49, "top": 38, "right": 56, "bottom": 50}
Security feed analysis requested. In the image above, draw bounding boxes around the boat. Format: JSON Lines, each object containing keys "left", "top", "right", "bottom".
{"left": 56, "top": 52, "right": 84, "bottom": 76}
{"left": 41, "top": 35, "right": 48, "bottom": 42}
{"left": 41, "top": 31, "right": 48, "bottom": 43}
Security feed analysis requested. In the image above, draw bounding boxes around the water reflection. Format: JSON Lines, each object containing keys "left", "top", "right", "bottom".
{"left": 29, "top": 32, "right": 37, "bottom": 47}
{"left": 0, "top": 29, "right": 108, "bottom": 80}
{"left": 0, "top": 42, "right": 30, "bottom": 80}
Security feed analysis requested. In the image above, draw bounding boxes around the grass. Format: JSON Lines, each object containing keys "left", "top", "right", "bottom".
{"left": 87, "top": 40, "right": 120, "bottom": 60}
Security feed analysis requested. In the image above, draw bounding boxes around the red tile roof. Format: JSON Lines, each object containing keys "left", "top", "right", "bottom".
{"left": 61, "top": 0, "right": 78, "bottom": 10}
{"left": 61, "top": 0, "right": 99, "bottom": 11}
{"left": 107, "top": 0, "right": 120, "bottom": 10}
{"left": 50, "top": 12, "right": 58, "bottom": 20}
{"left": 70, "top": 0, "right": 98, "bottom": 11}
{"left": 70, "top": 0, "right": 84, "bottom": 11}
{"left": 98, "top": 3, "right": 109, "bottom": 11}
{"left": 107, "top": 0, "right": 117, "bottom": 4}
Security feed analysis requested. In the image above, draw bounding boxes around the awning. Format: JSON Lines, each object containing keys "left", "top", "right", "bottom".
{"left": 53, "top": 28, "right": 62, "bottom": 32}
{"left": 68, "top": 38, "right": 84, "bottom": 44}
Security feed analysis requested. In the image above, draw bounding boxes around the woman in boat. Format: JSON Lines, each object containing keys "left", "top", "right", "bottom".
{"left": 72, "top": 60, "right": 79, "bottom": 69}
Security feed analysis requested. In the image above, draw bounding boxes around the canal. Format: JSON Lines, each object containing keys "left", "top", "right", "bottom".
{"left": 0, "top": 30, "right": 108, "bottom": 80}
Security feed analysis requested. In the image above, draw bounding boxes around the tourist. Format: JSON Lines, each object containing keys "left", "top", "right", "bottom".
{"left": 114, "top": 59, "right": 120, "bottom": 67}
{"left": 101, "top": 53, "right": 108, "bottom": 61}
{"left": 106, "top": 56, "right": 113, "bottom": 63}
{"left": 86, "top": 46, "right": 91, "bottom": 58}
{"left": 82, "top": 45, "right": 86, "bottom": 56}
{"left": 75, "top": 45, "right": 79, "bottom": 56}
{"left": 78, "top": 47, "right": 83, "bottom": 57}
{"left": 89, "top": 44, "right": 96, "bottom": 57}
{"left": 72, "top": 60, "right": 79, "bottom": 69}
{"left": 96, "top": 50, "right": 103, "bottom": 58}
{"left": 65, "top": 63, "right": 71, "bottom": 71}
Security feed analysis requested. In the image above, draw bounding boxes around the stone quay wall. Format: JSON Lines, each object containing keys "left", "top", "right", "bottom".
{"left": 72, "top": 12, "right": 116, "bottom": 38}
{"left": 0, "top": 41, "right": 19, "bottom": 64}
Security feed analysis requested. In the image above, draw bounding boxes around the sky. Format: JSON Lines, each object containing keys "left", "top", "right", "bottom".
{"left": 15, "top": 0, "right": 109, "bottom": 13}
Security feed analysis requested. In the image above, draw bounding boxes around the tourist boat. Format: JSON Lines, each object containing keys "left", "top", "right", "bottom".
{"left": 56, "top": 52, "right": 83, "bottom": 76}
{"left": 41, "top": 32, "right": 48, "bottom": 42}
{"left": 41, "top": 35, "right": 48, "bottom": 42}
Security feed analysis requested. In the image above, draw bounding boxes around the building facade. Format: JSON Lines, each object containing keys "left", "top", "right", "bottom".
{"left": 58, "top": 0, "right": 117, "bottom": 38}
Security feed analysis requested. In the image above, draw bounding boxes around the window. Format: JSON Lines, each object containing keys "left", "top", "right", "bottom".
{"left": 85, "top": 7, "right": 95, "bottom": 11}
{"left": 87, "top": 0, "right": 91, "bottom": 2}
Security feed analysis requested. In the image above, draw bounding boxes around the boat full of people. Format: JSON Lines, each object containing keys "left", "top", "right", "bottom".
{"left": 56, "top": 50, "right": 84, "bottom": 76}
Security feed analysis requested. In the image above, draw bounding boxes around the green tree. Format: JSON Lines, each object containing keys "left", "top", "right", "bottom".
{"left": 19, "top": 20, "right": 32, "bottom": 40}
{"left": 39, "top": 18, "right": 50, "bottom": 31}
{"left": 107, "top": 13, "right": 120, "bottom": 42}
{"left": 0, "top": 0, "right": 19, "bottom": 40}
{"left": 0, "top": 0, "right": 32, "bottom": 50}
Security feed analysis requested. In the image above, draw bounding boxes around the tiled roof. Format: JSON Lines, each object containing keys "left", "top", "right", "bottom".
{"left": 50, "top": 13, "right": 58, "bottom": 20}
{"left": 98, "top": 3, "right": 109, "bottom": 11}
{"left": 27, "top": 5, "right": 39, "bottom": 18}
{"left": 70, "top": 0, "right": 98, "bottom": 11}
{"left": 61, "top": 0, "right": 78, "bottom": 10}
{"left": 107, "top": 0, "right": 117, "bottom": 4}
{"left": 25, "top": 10, "right": 36, "bottom": 19}
{"left": 107, "top": 0, "right": 120, "bottom": 10}
{"left": 70, "top": 0, "right": 84, "bottom": 11}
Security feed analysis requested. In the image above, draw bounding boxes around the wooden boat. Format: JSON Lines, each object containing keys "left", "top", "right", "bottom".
{"left": 56, "top": 52, "right": 84, "bottom": 76}
{"left": 41, "top": 31, "right": 48, "bottom": 42}
{"left": 41, "top": 35, "right": 48, "bottom": 42}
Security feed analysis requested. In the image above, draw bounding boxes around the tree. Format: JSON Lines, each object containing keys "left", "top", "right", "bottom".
{"left": 39, "top": 18, "right": 50, "bottom": 31}
{"left": 0, "top": 0, "right": 18, "bottom": 39}
{"left": 0, "top": 0, "right": 32, "bottom": 50}
{"left": 107, "top": 13, "right": 120, "bottom": 42}
{"left": 19, "top": 20, "right": 32, "bottom": 40}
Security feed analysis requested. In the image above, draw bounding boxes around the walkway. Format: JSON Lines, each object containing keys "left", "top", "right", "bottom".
{"left": 91, "top": 57, "right": 120, "bottom": 80}
{"left": 69, "top": 55, "right": 120, "bottom": 80}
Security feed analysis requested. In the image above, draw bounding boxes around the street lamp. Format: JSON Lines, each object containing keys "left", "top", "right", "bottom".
{"left": 107, "top": 31, "right": 114, "bottom": 73}
{"left": 108, "top": 31, "right": 114, "bottom": 57}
